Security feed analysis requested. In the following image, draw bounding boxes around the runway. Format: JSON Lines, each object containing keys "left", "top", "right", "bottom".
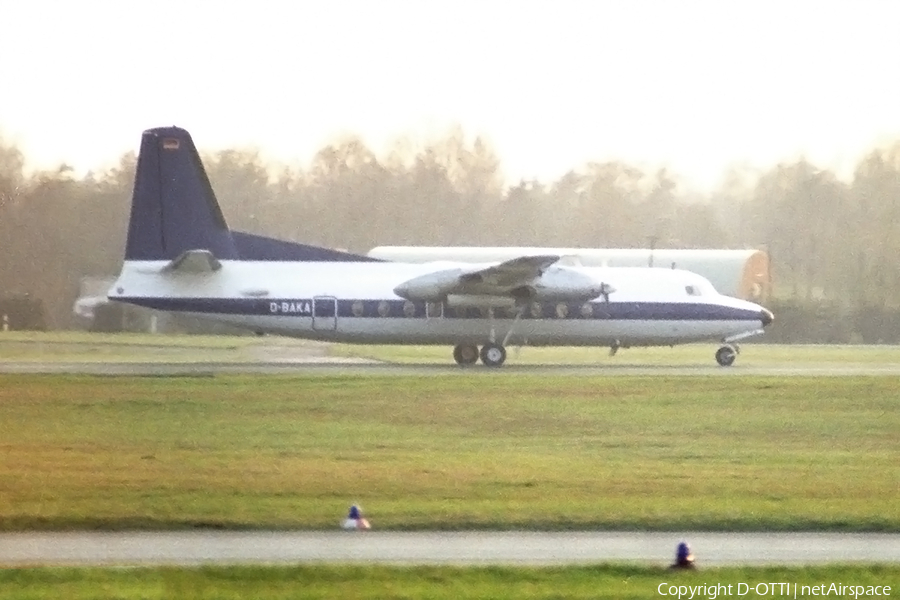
{"left": 3, "top": 531, "right": 899, "bottom": 567}
{"left": 3, "top": 360, "right": 900, "bottom": 376}
{"left": 4, "top": 337, "right": 900, "bottom": 376}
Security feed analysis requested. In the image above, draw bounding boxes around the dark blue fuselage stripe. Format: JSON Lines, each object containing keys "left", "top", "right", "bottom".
{"left": 117, "top": 297, "right": 760, "bottom": 322}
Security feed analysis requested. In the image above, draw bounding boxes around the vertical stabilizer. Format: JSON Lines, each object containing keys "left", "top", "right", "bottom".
{"left": 125, "top": 127, "right": 238, "bottom": 261}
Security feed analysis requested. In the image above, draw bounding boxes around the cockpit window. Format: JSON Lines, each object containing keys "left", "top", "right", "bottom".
{"left": 685, "top": 285, "right": 701, "bottom": 296}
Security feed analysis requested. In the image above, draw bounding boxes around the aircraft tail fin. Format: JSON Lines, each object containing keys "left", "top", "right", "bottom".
{"left": 124, "top": 126, "right": 383, "bottom": 264}
{"left": 125, "top": 127, "right": 239, "bottom": 261}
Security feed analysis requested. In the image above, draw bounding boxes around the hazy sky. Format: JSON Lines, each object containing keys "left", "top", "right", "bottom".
{"left": 2, "top": 0, "right": 899, "bottom": 190}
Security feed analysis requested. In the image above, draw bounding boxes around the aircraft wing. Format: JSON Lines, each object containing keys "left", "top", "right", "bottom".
{"left": 459, "top": 255, "right": 560, "bottom": 288}
{"left": 393, "top": 255, "right": 575, "bottom": 302}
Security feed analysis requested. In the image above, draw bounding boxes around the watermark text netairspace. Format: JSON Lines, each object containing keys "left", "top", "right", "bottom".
{"left": 658, "top": 582, "right": 891, "bottom": 599}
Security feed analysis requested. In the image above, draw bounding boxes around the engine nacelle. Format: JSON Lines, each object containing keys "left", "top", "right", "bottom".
{"left": 393, "top": 269, "right": 462, "bottom": 301}
{"left": 521, "top": 267, "right": 611, "bottom": 301}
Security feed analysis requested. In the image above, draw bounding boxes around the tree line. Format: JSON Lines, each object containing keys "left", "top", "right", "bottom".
{"left": 2, "top": 128, "right": 900, "bottom": 330}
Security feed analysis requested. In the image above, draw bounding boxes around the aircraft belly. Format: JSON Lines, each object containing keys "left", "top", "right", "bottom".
{"left": 265, "top": 317, "right": 759, "bottom": 346}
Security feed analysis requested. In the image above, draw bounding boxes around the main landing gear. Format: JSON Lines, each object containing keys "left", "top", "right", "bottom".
{"left": 452, "top": 343, "right": 479, "bottom": 366}
{"left": 453, "top": 305, "right": 523, "bottom": 368}
{"left": 453, "top": 343, "right": 507, "bottom": 367}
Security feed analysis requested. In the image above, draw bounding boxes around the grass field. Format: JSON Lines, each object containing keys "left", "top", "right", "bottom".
{"left": 1, "top": 373, "right": 897, "bottom": 531}
{"left": 1, "top": 564, "right": 897, "bottom": 599}
{"left": 0, "top": 331, "right": 318, "bottom": 363}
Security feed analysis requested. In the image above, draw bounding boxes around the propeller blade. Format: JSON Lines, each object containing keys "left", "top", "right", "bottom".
{"left": 599, "top": 282, "right": 615, "bottom": 303}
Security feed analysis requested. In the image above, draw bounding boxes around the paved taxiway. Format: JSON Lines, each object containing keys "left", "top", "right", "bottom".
{"left": 4, "top": 360, "right": 900, "bottom": 376}
{"left": 5, "top": 360, "right": 900, "bottom": 376}
{"left": 4, "top": 338, "right": 900, "bottom": 376}
{"left": 3, "top": 531, "right": 899, "bottom": 567}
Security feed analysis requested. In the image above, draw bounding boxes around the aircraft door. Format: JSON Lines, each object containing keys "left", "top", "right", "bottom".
{"left": 312, "top": 296, "right": 338, "bottom": 332}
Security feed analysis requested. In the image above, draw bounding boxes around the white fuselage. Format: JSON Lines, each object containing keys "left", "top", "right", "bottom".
{"left": 110, "top": 260, "right": 768, "bottom": 347}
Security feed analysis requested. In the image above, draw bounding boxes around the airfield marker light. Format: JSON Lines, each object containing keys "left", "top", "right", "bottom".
{"left": 671, "top": 541, "right": 696, "bottom": 569}
{"left": 341, "top": 504, "right": 371, "bottom": 531}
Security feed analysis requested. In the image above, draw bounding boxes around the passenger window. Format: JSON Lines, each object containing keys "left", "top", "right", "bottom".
{"left": 426, "top": 302, "right": 443, "bottom": 318}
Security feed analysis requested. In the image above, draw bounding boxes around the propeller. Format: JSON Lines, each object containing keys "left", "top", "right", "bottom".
{"left": 598, "top": 282, "right": 615, "bottom": 303}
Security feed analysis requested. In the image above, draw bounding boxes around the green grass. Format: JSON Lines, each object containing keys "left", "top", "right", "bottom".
{"left": 0, "top": 331, "right": 258, "bottom": 347}
{"left": 1, "top": 374, "right": 897, "bottom": 531}
{"left": 1, "top": 564, "right": 897, "bottom": 599}
{"left": 0, "top": 332, "right": 318, "bottom": 363}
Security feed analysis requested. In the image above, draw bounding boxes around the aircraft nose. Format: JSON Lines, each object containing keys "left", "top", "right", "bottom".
{"left": 760, "top": 308, "right": 774, "bottom": 327}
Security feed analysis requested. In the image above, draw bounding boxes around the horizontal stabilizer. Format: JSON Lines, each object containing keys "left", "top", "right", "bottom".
{"left": 162, "top": 249, "right": 222, "bottom": 273}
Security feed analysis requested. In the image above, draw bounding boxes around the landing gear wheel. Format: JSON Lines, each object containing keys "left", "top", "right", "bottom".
{"left": 480, "top": 343, "right": 507, "bottom": 367}
{"left": 715, "top": 345, "right": 736, "bottom": 367}
{"left": 453, "top": 344, "right": 479, "bottom": 366}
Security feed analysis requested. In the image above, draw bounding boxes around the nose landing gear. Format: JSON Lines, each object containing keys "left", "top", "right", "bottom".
{"left": 715, "top": 345, "right": 737, "bottom": 367}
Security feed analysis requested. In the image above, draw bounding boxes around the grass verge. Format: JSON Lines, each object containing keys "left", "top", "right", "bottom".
{"left": 0, "top": 332, "right": 323, "bottom": 363}
{"left": 1, "top": 374, "right": 897, "bottom": 531}
{"left": 1, "top": 564, "right": 897, "bottom": 600}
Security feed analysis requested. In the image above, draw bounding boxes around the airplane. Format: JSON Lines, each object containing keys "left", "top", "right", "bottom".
{"left": 108, "top": 126, "right": 774, "bottom": 367}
